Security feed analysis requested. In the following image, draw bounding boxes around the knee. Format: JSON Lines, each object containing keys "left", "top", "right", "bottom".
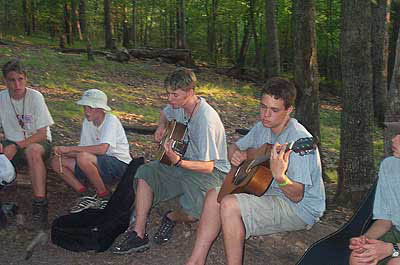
{"left": 76, "top": 152, "right": 93, "bottom": 165}
{"left": 25, "top": 144, "right": 44, "bottom": 161}
{"left": 219, "top": 195, "right": 240, "bottom": 219}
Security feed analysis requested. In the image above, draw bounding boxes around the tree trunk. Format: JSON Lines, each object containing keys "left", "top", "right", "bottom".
{"left": 71, "top": 0, "right": 83, "bottom": 40}
{"left": 236, "top": 16, "right": 251, "bottom": 68}
{"left": 265, "top": 0, "right": 280, "bottom": 78}
{"left": 176, "top": 0, "right": 186, "bottom": 49}
{"left": 292, "top": 0, "right": 321, "bottom": 150}
{"left": 123, "top": 5, "right": 130, "bottom": 48}
{"left": 169, "top": 4, "right": 175, "bottom": 48}
{"left": 131, "top": 0, "right": 137, "bottom": 48}
{"left": 249, "top": 0, "right": 261, "bottom": 66}
{"left": 337, "top": 0, "right": 375, "bottom": 207}
{"left": 384, "top": 27, "right": 400, "bottom": 156}
{"left": 371, "top": 0, "right": 391, "bottom": 125}
{"left": 23, "top": 0, "right": 31, "bottom": 36}
{"left": 206, "top": 0, "right": 218, "bottom": 64}
{"left": 79, "top": 0, "right": 87, "bottom": 38}
{"left": 31, "top": 0, "right": 36, "bottom": 33}
{"left": 104, "top": 0, "right": 114, "bottom": 49}
{"left": 388, "top": 1, "right": 400, "bottom": 89}
{"left": 64, "top": 1, "right": 72, "bottom": 45}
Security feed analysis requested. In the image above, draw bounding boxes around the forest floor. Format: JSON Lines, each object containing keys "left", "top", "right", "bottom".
{"left": 0, "top": 41, "right": 355, "bottom": 265}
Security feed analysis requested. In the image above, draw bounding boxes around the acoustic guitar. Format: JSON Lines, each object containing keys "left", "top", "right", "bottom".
{"left": 217, "top": 137, "right": 318, "bottom": 203}
{"left": 155, "top": 119, "right": 188, "bottom": 165}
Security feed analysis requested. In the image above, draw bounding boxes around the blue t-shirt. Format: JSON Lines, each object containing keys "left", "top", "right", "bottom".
{"left": 374, "top": 156, "right": 400, "bottom": 231}
{"left": 235, "top": 118, "right": 326, "bottom": 225}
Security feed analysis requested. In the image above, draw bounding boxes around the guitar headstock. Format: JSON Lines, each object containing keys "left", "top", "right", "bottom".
{"left": 288, "top": 137, "right": 318, "bottom": 156}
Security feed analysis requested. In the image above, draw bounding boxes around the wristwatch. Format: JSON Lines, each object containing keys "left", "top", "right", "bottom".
{"left": 392, "top": 243, "right": 399, "bottom": 258}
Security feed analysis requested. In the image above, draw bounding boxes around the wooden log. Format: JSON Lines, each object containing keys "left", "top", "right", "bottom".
{"left": 128, "top": 48, "right": 195, "bottom": 67}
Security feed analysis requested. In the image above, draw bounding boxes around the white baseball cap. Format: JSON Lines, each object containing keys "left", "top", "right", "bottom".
{"left": 76, "top": 89, "right": 111, "bottom": 111}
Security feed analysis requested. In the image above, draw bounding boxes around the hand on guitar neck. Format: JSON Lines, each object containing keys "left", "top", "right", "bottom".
{"left": 269, "top": 142, "right": 292, "bottom": 184}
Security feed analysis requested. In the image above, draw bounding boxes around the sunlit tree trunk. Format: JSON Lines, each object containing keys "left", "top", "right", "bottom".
{"left": 64, "top": 1, "right": 72, "bottom": 45}
{"left": 337, "top": 0, "right": 375, "bottom": 207}
{"left": 249, "top": 0, "right": 261, "bottom": 66}
{"left": 176, "top": 0, "right": 186, "bottom": 48}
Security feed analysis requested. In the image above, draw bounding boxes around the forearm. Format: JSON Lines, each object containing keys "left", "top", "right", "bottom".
{"left": 17, "top": 129, "right": 47, "bottom": 148}
{"left": 65, "top": 144, "right": 109, "bottom": 155}
{"left": 178, "top": 159, "right": 215, "bottom": 174}
{"left": 277, "top": 175, "right": 304, "bottom": 202}
{"left": 364, "top": 219, "right": 393, "bottom": 239}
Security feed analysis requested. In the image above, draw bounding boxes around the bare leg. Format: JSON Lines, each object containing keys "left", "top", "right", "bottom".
{"left": 186, "top": 189, "right": 222, "bottom": 265}
{"left": 134, "top": 179, "right": 154, "bottom": 238}
{"left": 220, "top": 194, "right": 245, "bottom": 265}
{"left": 3, "top": 144, "right": 17, "bottom": 161}
{"left": 50, "top": 155, "right": 85, "bottom": 192}
{"left": 25, "top": 144, "right": 47, "bottom": 198}
{"left": 76, "top": 152, "right": 107, "bottom": 194}
{"left": 388, "top": 257, "right": 400, "bottom": 265}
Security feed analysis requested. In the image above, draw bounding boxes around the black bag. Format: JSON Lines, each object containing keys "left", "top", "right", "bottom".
{"left": 51, "top": 157, "right": 144, "bottom": 252}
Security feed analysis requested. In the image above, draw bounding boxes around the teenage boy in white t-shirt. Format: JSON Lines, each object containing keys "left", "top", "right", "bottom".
{"left": 51, "top": 89, "right": 132, "bottom": 213}
{"left": 0, "top": 59, "right": 54, "bottom": 230}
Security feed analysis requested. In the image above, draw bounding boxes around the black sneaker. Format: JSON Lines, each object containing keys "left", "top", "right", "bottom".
{"left": 113, "top": 231, "right": 150, "bottom": 254}
{"left": 0, "top": 204, "right": 7, "bottom": 229}
{"left": 153, "top": 210, "right": 176, "bottom": 245}
{"left": 32, "top": 198, "right": 48, "bottom": 230}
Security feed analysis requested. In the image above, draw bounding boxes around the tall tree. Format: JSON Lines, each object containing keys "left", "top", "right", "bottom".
{"left": 23, "top": 0, "right": 31, "bottom": 35}
{"left": 292, "top": 0, "right": 321, "bottom": 151}
{"left": 337, "top": 0, "right": 375, "bottom": 206}
{"left": 131, "top": 0, "right": 137, "bottom": 48}
{"left": 384, "top": 27, "right": 400, "bottom": 156}
{"left": 79, "top": 0, "right": 87, "bottom": 38}
{"left": 104, "top": 0, "right": 114, "bottom": 49}
{"left": 249, "top": 0, "right": 261, "bottom": 66}
{"left": 64, "top": 1, "right": 73, "bottom": 45}
{"left": 265, "top": 0, "right": 280, "bottom": 77}
{"left": 371, "top": 0, "right": 391, "bottom": 125}
{"left": 176, "top": 0, "right": 186, "bottom": 48}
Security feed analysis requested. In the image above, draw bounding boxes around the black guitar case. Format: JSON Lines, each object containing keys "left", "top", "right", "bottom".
{"left": 51, "top": 157, "right": 144, "bottom": 252}
{"left": 295, "top": 179, "right": 378, "bottom": 265}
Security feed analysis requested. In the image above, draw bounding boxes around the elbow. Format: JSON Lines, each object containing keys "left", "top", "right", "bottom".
{"left": 292, "top": 193, "right": 304, "bottom": 203}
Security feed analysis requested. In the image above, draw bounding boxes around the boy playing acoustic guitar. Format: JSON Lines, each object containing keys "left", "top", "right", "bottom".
{"left": 113, "top": 67, "right": 230, "bottom": 254}
{"left": 185, "top": 77, "right": 326, "bottom": 265}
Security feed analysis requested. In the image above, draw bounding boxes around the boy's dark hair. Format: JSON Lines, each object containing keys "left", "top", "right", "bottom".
{"left": 261, "top": 77, "right": 296, "bottom": 109}
{"left": 164, "top": 67, "right": 197, "bottom": 92}
{"left": 2, "top": 59, "right": 26, "bottom": 78}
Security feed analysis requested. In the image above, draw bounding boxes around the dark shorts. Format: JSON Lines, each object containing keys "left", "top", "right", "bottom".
{"left": 378, "top": 227, "right": 400, "bottom": 265}
{"left": 2, "top": 139, "right": 52, "bottom": 168}
{"left": 74, "top": 155, "right": 128, "bottom": 184}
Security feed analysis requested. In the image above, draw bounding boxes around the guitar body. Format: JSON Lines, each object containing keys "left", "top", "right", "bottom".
{"left": 217, "top": 137, "right": 317, "bottom": 203}
{"left": 217, "top": 144, "right": 273, "bottom": 203}
{"left": 155, "top": 120, "right": 187, "bottom": 166}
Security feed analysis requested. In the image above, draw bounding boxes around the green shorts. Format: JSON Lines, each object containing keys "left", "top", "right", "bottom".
{"left": 133, "top": 160, "right": 226, "bottom": 218}
{"left": 378, "top": 227, "right": 400, "bottom": 265}
{"left": 2, "top": 139, "right": 52, "bottom": 168}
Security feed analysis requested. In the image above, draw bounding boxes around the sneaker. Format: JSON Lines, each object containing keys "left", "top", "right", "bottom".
{"left": 98, "top": 198, "right": 109, "bottom": 210}
{"left": 70, "top": 195, "right": 101, "bottom": 213}
{"left": 0, "top": 204, "right": 7, "bottom": 229}
{"left": 113, "top": 231, "right": 150, "bottom": 254}
{"left": 153, "top": 210, "right": 176, "bottom": 245}
{"left": 32, "top": 198, "right": 48, "bottom": 230}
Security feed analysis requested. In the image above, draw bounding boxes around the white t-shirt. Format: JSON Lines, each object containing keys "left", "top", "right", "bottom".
{"left": 79, "top": 113, "right": 132, "bottom": 164}
{"left": 0, "top": 88, "right": 54, "bottom": 142}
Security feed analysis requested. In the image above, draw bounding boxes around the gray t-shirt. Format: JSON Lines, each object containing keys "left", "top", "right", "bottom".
{"left": 374, "top": 156, "right": 400, "bottom": 231}
{"left": 163, "top": 97, "right": 230, "bottom": 173}
{"left": 235, "top": 118, "right": 326, "bottom": 225}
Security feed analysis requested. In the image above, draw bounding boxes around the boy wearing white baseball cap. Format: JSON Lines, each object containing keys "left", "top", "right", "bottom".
{"left": 51, "top": 89, "right": 132, "bottom": 213}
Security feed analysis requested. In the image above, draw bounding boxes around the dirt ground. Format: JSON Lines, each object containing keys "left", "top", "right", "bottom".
{"left": 0, "top": 128, "right": 352, "bottom": 265}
